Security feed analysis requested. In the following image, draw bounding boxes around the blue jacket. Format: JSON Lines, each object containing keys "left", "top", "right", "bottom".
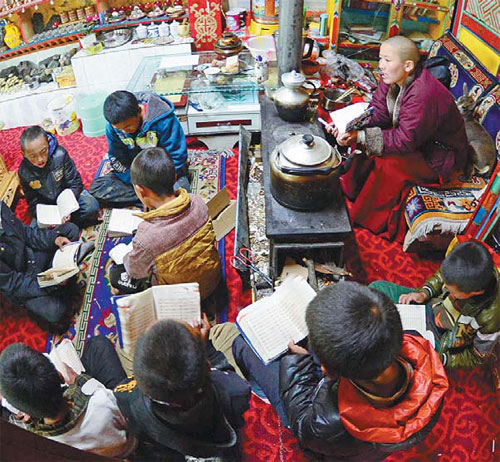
{"left": 106, "top": 92, "right": 187, "bottom": 185}
{"left": 18, "top": 132, "right": 84, "bottom": 218}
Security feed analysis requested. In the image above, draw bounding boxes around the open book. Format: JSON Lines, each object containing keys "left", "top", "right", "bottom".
{"left": 48, "top": 338, "right": 85, "bottom": 383}
{"left": 109, "top": 242, "right": 134, "bottom": 265}
{"left": 36, "top": 189, "right": 79, "bottom": 228}
{"left": 108, "top": 208, "right": 144, "bottom": 237}
{"left": 329, "top": 102, "right": 370, "bottom": 134}
{"left": 113, "top": 283, "right": 201, "bottom": 355}
{"left": 236, "top": 276, "right": 317, "bottom": 364}
{"left": 396, "top": 304, "right": 436, "bottom": 347}
{"left": 37, "top": 241, "right": 81, "bottom": 287}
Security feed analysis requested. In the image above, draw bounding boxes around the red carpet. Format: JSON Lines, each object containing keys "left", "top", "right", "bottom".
{"left": 0, "top": 127, "right": 498, "bottom": 461}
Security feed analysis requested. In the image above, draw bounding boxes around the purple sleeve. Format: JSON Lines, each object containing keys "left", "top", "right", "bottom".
{"left": 366, "top": 80, "right": 392, "bottom": 128}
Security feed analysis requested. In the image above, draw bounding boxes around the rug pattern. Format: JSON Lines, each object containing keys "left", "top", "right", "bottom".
{"left": 0, "top": 128, "right": 498, "bottom": 462}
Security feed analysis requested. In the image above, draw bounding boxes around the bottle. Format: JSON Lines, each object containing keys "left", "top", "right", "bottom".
{"left": 158, "top": 21, "right": 170, "bottom": 37}
{"left": 320, "top": 13, "right": 328, "bottom": 37}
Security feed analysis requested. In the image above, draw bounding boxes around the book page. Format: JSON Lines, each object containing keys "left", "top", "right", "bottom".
{"left": 36, "top": 203, "right": 62, "bottom": 227}
{"left": 109, "top": 242, "right": 134, "bottom": 265}
{"left": 152, "top": 283, "right": 201, "bottom": 326}
{"left": 329, "top": 102, "right": 369, "bottom": 134}
{"left": 116, "top": 289, "right": 156, "bottom": 354}
{"left": 237, "top": 276, "right": 316, "bottom": 363}
{"left": 37, "top": 266, "right": 79, "bottom": 287}
{"left": 48, "top": 339, "right": 85, "bottom": 383}
{"left": 108, "top": 209, "right": 144, "bottom": 237}
{"left": 396, "top": 304, "right": 427, "bottom": 335}
{"left": 57, "top": 189, "right": 79, "bottom": 218}
{"left": 51, "top": 241, "right": 80, "bottom": 270}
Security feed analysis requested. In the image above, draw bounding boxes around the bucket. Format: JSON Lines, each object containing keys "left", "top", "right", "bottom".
{"left": 47, "top": 94, "right": 80, "bottom": 136}
{"left": 78, "top": 93, "right": 107, "bottom": 138}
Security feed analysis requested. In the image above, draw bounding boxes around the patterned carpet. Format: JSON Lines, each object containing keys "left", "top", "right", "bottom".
{"left": 0, "top": 126, "right": 498, "bottom": 461}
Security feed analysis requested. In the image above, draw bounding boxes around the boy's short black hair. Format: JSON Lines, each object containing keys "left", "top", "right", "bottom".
{"left": 306, "top": 281, "right": 403, "bottom": 380}
{"left": 130, "top": 147, "right": 176, "bottom": 196}
{"left": 103, "top": 90, "right": 140, "bottom": 125}
{"left": 20, "top": 126, "right": 46, "bottom": 153}
{"left": 442, "top": 241, "right": 494, "bottom": 293}
{"left": 134, "top": 320, "right": 208, "bottom": 403}
{"left": 0, "top": 343, "right": 64, "bottom": 419}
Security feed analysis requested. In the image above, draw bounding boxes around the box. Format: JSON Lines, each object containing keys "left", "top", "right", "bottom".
{"left": 206, "top": 187, "right": 237, "bottom": 241}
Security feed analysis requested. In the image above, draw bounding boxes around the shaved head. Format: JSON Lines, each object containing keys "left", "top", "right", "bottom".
{"left": 382, "top": 36, "right": 420, "bottom": 64}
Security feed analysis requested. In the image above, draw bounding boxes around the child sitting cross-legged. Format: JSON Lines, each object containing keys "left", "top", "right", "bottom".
{"left": 371, "top": 241, "right": 499, "bottom": 369}
{"left": 233, "top": 281, "right": 449, "bottom": 460}
{"left": 109, "top": 147, "right": 222, "bottom": 301}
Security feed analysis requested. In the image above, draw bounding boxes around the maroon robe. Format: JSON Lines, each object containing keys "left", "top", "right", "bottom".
{"left": 342, "top": 66, "right": 468, "bottom": 242}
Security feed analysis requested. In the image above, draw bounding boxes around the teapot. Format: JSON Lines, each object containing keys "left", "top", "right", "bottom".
{"left": 272, "top": 70, "right": 316, "bottom": 122}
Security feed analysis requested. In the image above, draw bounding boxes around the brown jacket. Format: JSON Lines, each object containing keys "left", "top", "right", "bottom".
{"left": 124, "top": 188, "right": 221, "bottom": 299}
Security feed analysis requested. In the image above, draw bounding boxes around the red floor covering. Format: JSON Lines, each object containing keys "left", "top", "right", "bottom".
{"left": 0, "top": 126, "right": 498, "bottom": 461}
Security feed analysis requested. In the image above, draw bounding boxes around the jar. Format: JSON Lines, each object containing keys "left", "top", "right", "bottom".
{"left": 84, "top": 6, "right": 95, "bottom": 16}
{"left": 147, "top": 23, "right": 159, "bottom": 38}
{"left": 158, "top": 22, "right": 170, "bottom": 37}
{"left": 76, "top": 8, "right": 85, "bottom": 20}
{"left": 60, "top": 11, "right": 69, "bottom": 23}
{"left": 136, "top": 23, "right": 148, "bottom": 39}
{"left": 68, "top": 10, "right": 78, "bottom": 22}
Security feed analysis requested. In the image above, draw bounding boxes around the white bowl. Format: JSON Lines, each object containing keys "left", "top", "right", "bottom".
{"left": 245, "top": 35, "right": 276, "bottom": 62}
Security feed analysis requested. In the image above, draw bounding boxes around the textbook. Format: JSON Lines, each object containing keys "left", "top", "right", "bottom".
{"left": 107, "top": 208, "right": 144, "bottom": 237}
{"left": 109, "top": 242, "right": 134, "bottom": 265}
{"left": 236, "top": 276, "right": 317, "bottom": 364}
{"left": 36, "top": 189, "right": 79, "bottom": 228}
{"left": 113, "top": 283, "right": 201, "bottom": 355}
{"left": 396, "top": 304, "right": 436, "bottom": 347}
{"left": 37, "top": 241, "right": 81, "bottom": 287}
{"left": 48, "top": 338, "right": 85, "bottom": 383}
{"left": 329, "top": 102, "right": 370, "bottom": 134}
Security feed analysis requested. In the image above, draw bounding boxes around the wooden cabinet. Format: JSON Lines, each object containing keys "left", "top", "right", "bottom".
{"left": 327, "top": 0, "right": 456, "bottom": 63}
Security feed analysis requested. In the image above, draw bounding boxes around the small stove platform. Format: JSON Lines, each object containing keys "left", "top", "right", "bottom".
{"left": 260, "top": 96, "right": 352, "bottom": 279}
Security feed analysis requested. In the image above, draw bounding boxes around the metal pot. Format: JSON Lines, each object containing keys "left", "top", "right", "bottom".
{"left": 270, "top": 133, "right": 342, "bottom": 211}
{"left": 273, "top": 70, "right": 316, "bottom": 122}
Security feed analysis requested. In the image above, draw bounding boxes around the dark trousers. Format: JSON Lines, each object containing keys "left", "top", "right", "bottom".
{"left": 89, "top": 172, "right": 191, "bottom": 209}
{"left": 81, "top": 336, "right": 127, "bottom": 389}
{"left": 232, "top": 335, "right": 289, "bottom": 427}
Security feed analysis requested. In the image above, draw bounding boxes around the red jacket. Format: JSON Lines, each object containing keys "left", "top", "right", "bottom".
{"left": 279, "top": 334, "right": 449, "bottom": 460}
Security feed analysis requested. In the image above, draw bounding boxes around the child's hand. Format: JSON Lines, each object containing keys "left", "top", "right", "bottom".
{"left": 61, "top": 215, "right": 71, "bottom": 224}
{"left": 324, "top": 123, "right": 339, "bottom": 137}
{"left": 288, "top": 340, "right": 309, "bottom": 355}
{"left": 399, "top": 291, "right": 427, "bottom": 305}
{"left": 55, "top": 236, "right": 71, "bottom": 250}
{"left": 193, "top": 313, "right": 211, "bottom": 345}
{"left": 336, "top": 130, "right": 357, "bottom": 146}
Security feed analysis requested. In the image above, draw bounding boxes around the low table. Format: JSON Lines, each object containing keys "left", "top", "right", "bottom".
{"left": 260, "top": 96, "right": 352, "bottom": 279}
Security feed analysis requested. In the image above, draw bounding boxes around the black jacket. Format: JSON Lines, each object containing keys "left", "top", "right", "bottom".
{"left": 0, "top": 201, "right": 77, "bottom": 302}
{"left": 114, "top": 367, "right": 250, "bottom": 461}
{"left": 279, "top": 351, "right": 442, "bottom": 461}
{"left": 18, "top": 132, "right": 84, "bottom": 218}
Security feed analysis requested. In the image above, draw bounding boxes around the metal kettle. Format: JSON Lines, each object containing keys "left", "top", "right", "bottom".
{"left": 272, "top": 70, "right": 315, "bottom": 123}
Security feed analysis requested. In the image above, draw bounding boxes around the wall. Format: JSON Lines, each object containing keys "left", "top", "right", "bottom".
{"left": 452, "top": 0, "right": 500, "bottom": 78}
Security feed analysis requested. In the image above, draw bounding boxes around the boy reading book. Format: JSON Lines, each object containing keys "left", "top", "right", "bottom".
{"left": 0, "top": 337, "right": 136, "bottom": 458}
{"left": 108, "top": 147, "right": 222, "bottom": 301}
{"left": 370, "top": 240, "right": 499, "bottom": 369}
{"left": 0, "top": 200, "right": 79, "bottom": 333}
{"left": 89, "top": 90, "right": 189, "bottom": 208}
{"left": 233, "top": 281, "right": 448, "bottom": 460}
{"left": 113, "top": 318, "right": 250, "bottom": 460}
{"left": 18, "top": 126, "right": 99, "bottom": 229}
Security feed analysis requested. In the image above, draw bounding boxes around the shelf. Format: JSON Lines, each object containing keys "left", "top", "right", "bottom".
{"left": 0, "top": 32, "right": 80, "bottom": 61}
{"left": 0, "top": 0, "right": 50, "bottom": 19}
{"left": 97, "top": 14, "right": 188, "bottom": 30}
{"left": 366, "top": 0, "right": 450, "bottom": 13}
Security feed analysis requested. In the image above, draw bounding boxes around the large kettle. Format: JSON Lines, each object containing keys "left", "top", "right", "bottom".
{"left": 270, "top": 133, "right": 342, "bottom": 211}
{"left": 272, "top": 70, "right": 316, "bottom": 122}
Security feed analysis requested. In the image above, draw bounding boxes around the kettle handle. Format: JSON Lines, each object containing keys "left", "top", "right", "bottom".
{"left": 281, "top": 165, "right": 334, "bottom": 176}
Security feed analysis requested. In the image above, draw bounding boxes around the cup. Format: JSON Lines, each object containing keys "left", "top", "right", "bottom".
{"left": 226, "top": 10, "right": 240, "bottom": 31}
